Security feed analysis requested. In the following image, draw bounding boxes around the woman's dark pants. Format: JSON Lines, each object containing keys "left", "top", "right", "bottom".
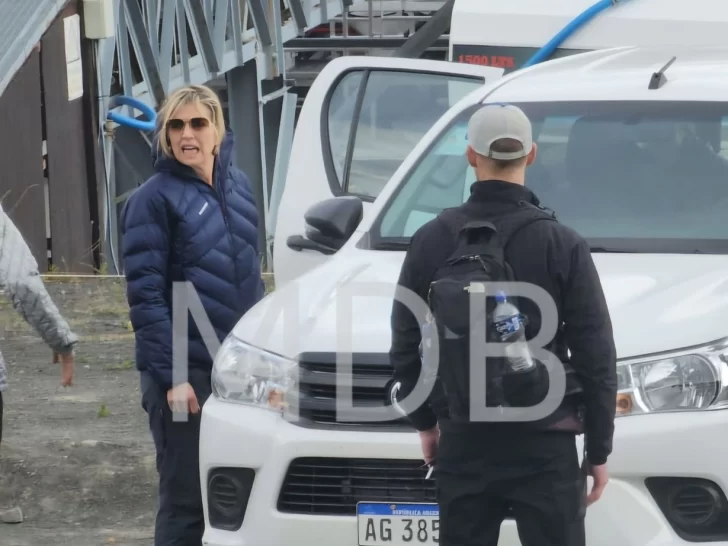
{"left": 141, "top": 371, "right": 212, "bottom": 546}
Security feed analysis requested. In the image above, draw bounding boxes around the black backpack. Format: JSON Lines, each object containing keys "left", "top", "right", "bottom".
{"left": 422, "top": 200, "right": 561, "bottom": 422}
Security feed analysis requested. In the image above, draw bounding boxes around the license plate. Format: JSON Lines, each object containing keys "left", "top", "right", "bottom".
{"left": 357, "top": 502, "right": 439, "bottom": 545}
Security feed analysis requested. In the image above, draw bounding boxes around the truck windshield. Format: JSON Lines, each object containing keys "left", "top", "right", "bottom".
{"left": 374, "top": 100, "right": 728, "bottom": 254}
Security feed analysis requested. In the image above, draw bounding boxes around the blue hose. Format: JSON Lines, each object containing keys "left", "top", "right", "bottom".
{"left": 522, "top": 0, "right": 627, "bottom": 68}
{"left": 106, "top": 95, "right": 157, "bottom": 132}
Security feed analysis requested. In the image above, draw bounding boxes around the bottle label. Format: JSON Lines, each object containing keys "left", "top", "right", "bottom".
{"left": 494, "top": 316, "right": 521, "bottom": 339}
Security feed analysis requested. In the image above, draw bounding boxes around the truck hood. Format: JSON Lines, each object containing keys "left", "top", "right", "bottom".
{"left": 233, "top": 252, "right": 728, "bottom": 360}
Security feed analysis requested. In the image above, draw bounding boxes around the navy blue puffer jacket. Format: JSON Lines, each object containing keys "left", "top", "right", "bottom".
{"left": 121, "top": 130, "right": 264, "bottom": 390}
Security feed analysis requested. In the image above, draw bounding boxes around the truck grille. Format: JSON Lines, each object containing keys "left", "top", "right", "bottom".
{"left": 290, "top": 352, "right": 409, "bottom": 429}
{"left": 277, "top": 457, "right": 435, "bottom": 515}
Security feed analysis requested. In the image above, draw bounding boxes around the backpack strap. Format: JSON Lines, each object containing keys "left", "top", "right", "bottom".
{"left": 494, "top": 200, "right": 558, "bottom": 250}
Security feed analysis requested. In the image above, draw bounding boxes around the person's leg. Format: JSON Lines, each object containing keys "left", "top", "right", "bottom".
{"left": 436, "top": 466, "right": 509, "bottom": 546}
{"left": 507, "top": 432, "right": 586, "bottom": 546}
{"left": 141, "top": 372, "right": 212, "bottom": 546}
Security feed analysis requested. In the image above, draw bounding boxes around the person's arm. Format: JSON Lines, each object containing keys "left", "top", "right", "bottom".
{"left": 389, "top": 227, "right": 438, "bottom": 432}
{"left": 560, "top": 236, "right": 618, "bottom": 466}
{"left": 121, "top": 187, "right": 176, "bottom": 391}
{"left": 0, "top": 204, "right": 78, "bottom": 354}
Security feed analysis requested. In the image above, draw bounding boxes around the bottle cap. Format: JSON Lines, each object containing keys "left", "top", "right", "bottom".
{"left": 495, "top": 290, "right": 507, "bottom": 303}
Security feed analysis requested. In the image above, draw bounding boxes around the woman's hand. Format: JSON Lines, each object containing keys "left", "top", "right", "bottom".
{"left": 167, "top": 382, "right": 201, "bottom": 414}
{"left": 53, "top": 351, "right": 74, "bottom": 387}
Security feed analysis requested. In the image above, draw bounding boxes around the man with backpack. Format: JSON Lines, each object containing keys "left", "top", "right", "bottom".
{"left": 389, "top": 103, "right": 618, "bottom": 546}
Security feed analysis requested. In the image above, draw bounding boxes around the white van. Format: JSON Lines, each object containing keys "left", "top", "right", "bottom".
{"left": 200, "top": 3, "right": 728, "bottom": 546}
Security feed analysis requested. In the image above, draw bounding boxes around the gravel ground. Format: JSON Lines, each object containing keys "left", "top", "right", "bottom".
{"left": 0, "top": 277, "right": 156, "bottom": 546}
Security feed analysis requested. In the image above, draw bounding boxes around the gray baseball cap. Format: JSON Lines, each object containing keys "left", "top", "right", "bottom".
{"left": 467, "top": 103, "right": 533, "bottom": 161}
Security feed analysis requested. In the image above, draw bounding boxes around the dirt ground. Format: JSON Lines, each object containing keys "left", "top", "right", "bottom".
{"left": 0, "top": 277, "right": 158, "bottom": 546}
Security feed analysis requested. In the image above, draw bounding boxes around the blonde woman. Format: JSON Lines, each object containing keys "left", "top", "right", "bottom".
{"left": 121, "top": 84, "right": 264, "bottom": 544}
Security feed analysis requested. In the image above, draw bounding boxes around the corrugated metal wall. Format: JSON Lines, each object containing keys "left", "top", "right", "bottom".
{"left": 42, "top": 2, "right": 95, "bottom": 273}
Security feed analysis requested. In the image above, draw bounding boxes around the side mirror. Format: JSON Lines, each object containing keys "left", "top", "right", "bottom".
{"left": 286, "top": 196, "right": 363, "bottom": 255}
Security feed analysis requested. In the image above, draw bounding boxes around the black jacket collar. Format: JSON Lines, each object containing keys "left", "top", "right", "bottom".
{"left": 468, "top": 180, "right": 540, "bottom": 206}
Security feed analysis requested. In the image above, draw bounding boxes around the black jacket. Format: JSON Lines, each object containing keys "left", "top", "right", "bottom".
{"left": 389, "top": 180, "right": 618, "bottom": 466}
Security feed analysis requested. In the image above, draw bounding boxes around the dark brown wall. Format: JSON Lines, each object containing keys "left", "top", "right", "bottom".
{"left": 0, "top": 1, "right": 100, "bottom": 274}
{"left": 41, "top": 1, "right": 95, "bottom": 273}
{"left": 0, "top": 50, "right": 48, "bottom": 270}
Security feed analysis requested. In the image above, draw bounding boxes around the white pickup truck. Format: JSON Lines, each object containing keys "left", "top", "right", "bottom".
{"left": 200, "top": 2, "right": 728, "bottom": 546}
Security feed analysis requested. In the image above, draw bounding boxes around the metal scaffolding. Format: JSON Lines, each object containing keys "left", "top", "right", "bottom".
{"left": 97, "top": 0, "right": 450, "bottom": 274}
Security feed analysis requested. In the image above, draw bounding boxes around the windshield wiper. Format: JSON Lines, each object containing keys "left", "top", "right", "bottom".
{"left": 372, "top": 241, "right": 410, "bottom": 251}
{"left": 589, "top": 247, "right": 633, "bottom": 253}
{"left": 590, "top": 246, "right": 708, "bottom": 254}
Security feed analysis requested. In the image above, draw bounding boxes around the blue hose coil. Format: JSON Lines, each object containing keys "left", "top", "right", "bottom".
{"left": 106, "top": 95, "right": 157, "bottom": 132}
{"left": 522, "top": 0, "right": 626, "bottom": 68}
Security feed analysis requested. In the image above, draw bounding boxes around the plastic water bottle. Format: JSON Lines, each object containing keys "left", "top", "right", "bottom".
{"left": 492, "top": 290, "right": 534, "bottom": 372}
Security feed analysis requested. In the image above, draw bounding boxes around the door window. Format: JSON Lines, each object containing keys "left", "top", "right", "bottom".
{"left": 324, "top": 69, "right": 485, "bottom": 199}
{"left": 327, "top": 71, "right": 365, "bottom": 184}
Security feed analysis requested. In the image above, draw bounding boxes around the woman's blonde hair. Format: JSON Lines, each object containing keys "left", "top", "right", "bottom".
{"left": 156, "top": 84, "right": 226, "bottom": 158}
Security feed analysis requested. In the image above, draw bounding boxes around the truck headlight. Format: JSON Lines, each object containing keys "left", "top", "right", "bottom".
{"left": 211, "top": 335, "right": 296, "bottom": 411}
{"left": 616, "top": 338, "right": 728, "bottom": 416}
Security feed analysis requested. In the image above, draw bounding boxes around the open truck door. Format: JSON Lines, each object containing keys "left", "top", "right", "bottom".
{"left": 273, "top": 56, "right": 504, "bottom": 287}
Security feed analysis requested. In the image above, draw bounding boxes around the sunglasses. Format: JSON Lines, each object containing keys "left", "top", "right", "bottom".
{"left": 166, "top": 117, "right": 210, "bottom": 131}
